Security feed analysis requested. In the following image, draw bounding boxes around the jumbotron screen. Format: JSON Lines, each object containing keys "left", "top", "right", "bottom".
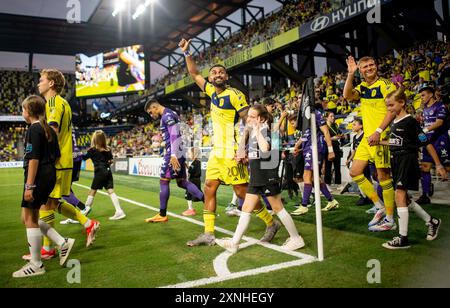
{"left": 75, "top": 45, "right": 145, "bottom": 97}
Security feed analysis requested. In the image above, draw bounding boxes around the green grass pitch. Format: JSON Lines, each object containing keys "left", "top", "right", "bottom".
{"left": 1, "top": 168, "right": 450, "bottom": 288}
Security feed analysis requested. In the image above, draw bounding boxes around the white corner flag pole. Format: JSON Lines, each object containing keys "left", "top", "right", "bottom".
{"left": 310, "top": 111, "right": 324, "bottom": 261}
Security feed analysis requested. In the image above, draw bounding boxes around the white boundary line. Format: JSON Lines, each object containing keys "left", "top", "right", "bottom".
{"left": 163, "top": 258, "right": 317, "bottom": 288}
{"left": 73, "top": 182, "right": 317, "bottom": 287}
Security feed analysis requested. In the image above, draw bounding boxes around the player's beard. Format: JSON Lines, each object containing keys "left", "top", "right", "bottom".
{"left": 212, "top": 78, "right": 226, "bottom": 89}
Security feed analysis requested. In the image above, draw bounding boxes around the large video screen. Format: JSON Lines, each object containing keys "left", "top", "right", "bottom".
{"left": 75, "top": 45, "right": 145, "bottom": 97}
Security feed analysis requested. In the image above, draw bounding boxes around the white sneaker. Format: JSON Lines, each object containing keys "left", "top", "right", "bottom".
{"left": 291, "top": 206, "right": 309, "bottom": 216}
{"left": 59, "top": 238, "right": 75, "bottom": 266}
{"left": 226, "top": 208, "right": 241, "bottom": 217}
{"left": 215, "top": 238, "right": 238, "bottom": 254}
{"left": 60, "top": 218, "right": 79, "bottom": 225}
{"left": 109, "top": 211, "right": 126, "bottom": 221}
{"left": 81, "top": 206, "right": 91, "bottom": 216}
{"left": 12, "top": 262, "right": 45, "bottom": 278}
{"left": 281, "top": 236, "right": 305, "bottom": 251}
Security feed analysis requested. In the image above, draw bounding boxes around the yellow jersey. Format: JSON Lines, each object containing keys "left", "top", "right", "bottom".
{"left": 46, "top": 95, "right": 73, "bottom": 170}
{"left": 354, "top": 78, "right": 396, "bottom": 139}
{"left": 204, "top": 82, "right": 249, "bottom": 158}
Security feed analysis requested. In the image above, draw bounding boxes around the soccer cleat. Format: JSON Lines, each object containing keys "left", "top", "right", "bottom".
{"left": 86, "top": 219, "right": 100, "bottom": 248}
{"left": 281, "top": 236, "right": 305, "bottom": 251}
{"left": 426, "top": 218, "right": 441, "bottom": 241}
{"left": 226, "top": 208, "right": 241, "bottom": 217}
{"left": 340, "top": 183, "right": 352, "bottom": 194}
{"left": 80, "top": 206, "right": 92, "bottom": 216}
{"left": 59, "top": 238, "right": 75, "bottom": 266}
{"left": 291, "top": 206, "right": 309, "bottom": 216}
{"left": 260, "top": 220, "right": 281, "bottom": 242}
{"left": 60, "top": 218, "right": 79, "bottom": 225}
{"left": 322, "top": 200, "right": 339, "bottom": 212}
{"left": 416, "top": 195, "right": 431, "bottom": 205}
{"left": 366, "top": 205, "right": 378, "bottom": 214}
{"left": 145, "top": 213, "right": 168, "bottom": 223}
{"left": 368, "top": 208, "right": 386, "bottom": 227}
{"left": 12, "top": 262, "right": 45, "bottom": 278}
{"left": 186, "top": 233, "right": 216, "bottom": 247}
{"left": 215, "top": 238, "right": 238, "bottom": 254}
{"left": 182, "top": 209, "right": 196, "bottom": 216}
{"left": 22, "top": 247, "right": 56, "bottom": 261}
{"left": 382, "top": 236, "right": 410, "bottom": 250}
{"left": 369, "top": 218, "right": 397, "bottom": 232}
{"left": 109, "top": 211, "right": 126, "bottom": 221}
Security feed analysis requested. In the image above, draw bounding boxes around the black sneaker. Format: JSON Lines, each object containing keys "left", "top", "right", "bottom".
{"left": 382, "top": 236, "right": 410, "bottom": 250}
{"left": 426, "top": 218, "right": 441, "bottom": 241}
{"left": 356, "top": 196, "right": 372, "bottom": 206}
{"left": 416, "top": 195, "right": 431, "bottom": 205}
{"left": 429, "top": 183, "right": 435, "bottom": 197}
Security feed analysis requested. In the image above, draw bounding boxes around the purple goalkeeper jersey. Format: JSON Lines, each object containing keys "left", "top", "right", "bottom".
{"left": 302, "top": 110, "right": 326, "bottom": 153}
{"left": 423, "top": 101, "right": 449, "bottom": 142}
{"left": 160, "top": 108, "right": 184, "bottom": 158}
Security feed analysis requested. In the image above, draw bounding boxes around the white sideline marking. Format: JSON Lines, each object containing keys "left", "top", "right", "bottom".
{"left": 162, "top": 258, "right": 316, "bottom": 288}
{"left": 73, "top": 182, "right": 317, "bottom": 287}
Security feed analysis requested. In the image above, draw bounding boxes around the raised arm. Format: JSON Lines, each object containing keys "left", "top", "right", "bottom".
{"left": 179, "top": 38, "right": 206, "bottom": 91}
{"left": 343, "top": 56, "right": 361, "bottom": 102}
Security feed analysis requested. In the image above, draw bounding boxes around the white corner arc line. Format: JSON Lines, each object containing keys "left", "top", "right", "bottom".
{"left": 213, "top": 241, "right": 255, "bottom": 276}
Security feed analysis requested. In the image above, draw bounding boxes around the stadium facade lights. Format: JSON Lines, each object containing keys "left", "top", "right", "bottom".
{"left": 132, "top": 0, "right": 157, "bottom": 20}
{"left": 112, "top": 0, "right": 129, "bottom": 17}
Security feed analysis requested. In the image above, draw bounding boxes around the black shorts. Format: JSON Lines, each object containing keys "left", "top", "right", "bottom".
{"left": 72, "top": 160, "right": 82, "bottom": 182}
{"left": 91, "top": 170, "right": 114, "bottom": 190}
{"left": 22, "top": 166, "right": 56, "bottom": 210}
{"left": 292, "top": 153, "right": 304, "bottom": 178}
{"left": 247, "top": 179, "right": 281, "bottom": 197}
{"left": 392, "top": 152, "right": 420, "bottom": 191}
{"left": 185, "top": 178, "right": 202, "bottom": 201}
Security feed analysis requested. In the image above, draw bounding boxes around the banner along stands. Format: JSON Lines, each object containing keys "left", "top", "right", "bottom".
{"left": 128, "top": 157, "right": 163, "bottom": 178}
{"left": 111, "top": 158, "right": 129, "bottom": 175}
{"left": 0, "top": 161, "right": 23, "bottom": 168}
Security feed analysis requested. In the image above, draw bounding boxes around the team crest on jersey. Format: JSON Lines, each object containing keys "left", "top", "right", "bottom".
{"left": 389, "top": 133, "right": 403, "bottom": 147}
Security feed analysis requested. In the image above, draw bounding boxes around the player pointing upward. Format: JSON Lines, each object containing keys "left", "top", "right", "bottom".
{"left": 179, "top": 38, "right": 280, "bottom": 246}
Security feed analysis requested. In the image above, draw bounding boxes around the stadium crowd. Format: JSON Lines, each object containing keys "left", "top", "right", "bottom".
{"left": 2, "top": 40, "right": 448, "bottom": 164}
{"left": 0, "top": 71, "right": 75, "bottom": 115}
{"left": 0, "top": 124, "right": 25, "bottom": 161}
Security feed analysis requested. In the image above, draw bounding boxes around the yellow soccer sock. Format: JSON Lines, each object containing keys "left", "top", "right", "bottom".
{"left": 380, "top": 179, "right": 395, "bottom": 218}
{"left": 57, "top": 200, "right": 88, "bottom": 226}
{"left": 353, "top": 174, "right": 380, "bottom": 203}
{"left": 39, "top": 210, "right": 55, "bottom": 250}
{"left": 203, "top": 210, "right": 215, "bottom": 234}
{"left": 254, "top": 206, "right": 273, "bottom": 227}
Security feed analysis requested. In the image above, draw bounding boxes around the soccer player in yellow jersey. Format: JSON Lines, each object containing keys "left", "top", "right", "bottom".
{"left": 344, "top": 56, "right": 397, "bottom": 232}
{"left": 38, "top": 70, "right": 100, "bottom": 249}
{"left": 179, "top": 38, "right": 280, "bottom": 246}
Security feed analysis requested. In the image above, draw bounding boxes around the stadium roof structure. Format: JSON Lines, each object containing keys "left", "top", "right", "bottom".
{"left": 0, "top": 0, "right": 251, "bottom": 59}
